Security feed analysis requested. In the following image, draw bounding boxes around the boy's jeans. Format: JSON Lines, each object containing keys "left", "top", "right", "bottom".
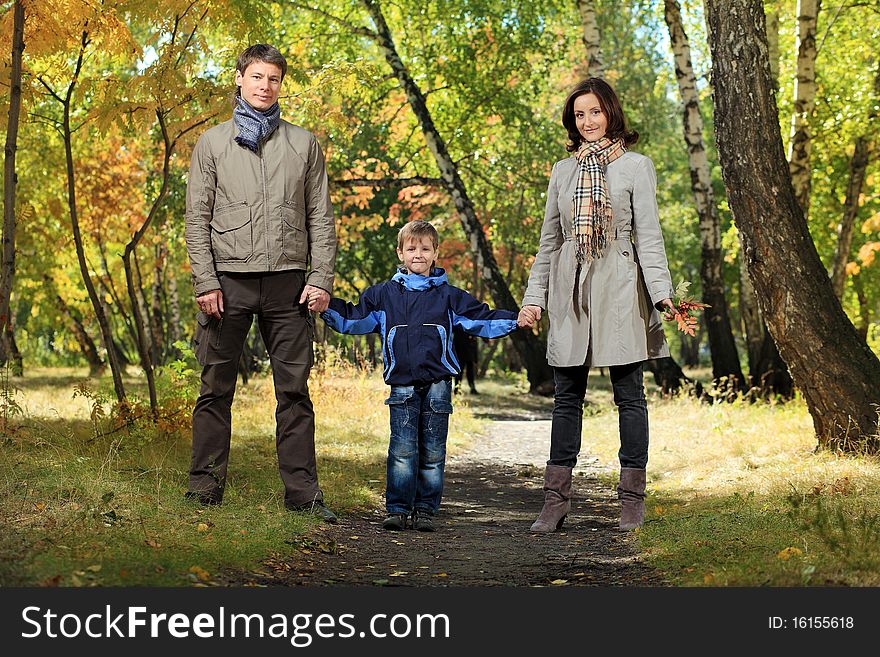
{"left": 384, "top": 378, "right": 453, "bottom": 515}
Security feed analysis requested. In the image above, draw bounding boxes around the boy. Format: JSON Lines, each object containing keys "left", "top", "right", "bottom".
{"left": 321, "top": 220, "right": 518, "bottom": 531}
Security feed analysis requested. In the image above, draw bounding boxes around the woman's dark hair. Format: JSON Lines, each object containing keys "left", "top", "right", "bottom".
{"left": 561, "top": 78, "right": 639, "bottom": 152}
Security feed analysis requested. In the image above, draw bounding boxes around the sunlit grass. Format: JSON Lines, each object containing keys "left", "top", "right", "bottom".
{"left": 3, "top": 364, "right": 880, "bottom": 587}
{"left": 0, "top": 363, "right": 480, "bottom": 586}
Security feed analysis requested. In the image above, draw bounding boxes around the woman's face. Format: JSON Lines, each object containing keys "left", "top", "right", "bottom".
{"left": 574, "top": 93, "right": 608, "bottom": 142}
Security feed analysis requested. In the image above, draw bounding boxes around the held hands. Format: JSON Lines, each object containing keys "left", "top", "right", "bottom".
{"left": 517, "top": 305, "right": 542, "bottom": 329}
{"left": 196, "top": 290, "right": 224, "bottom": 320}
{"left": 299, "top": 284, "right": 330, "bottom": 313}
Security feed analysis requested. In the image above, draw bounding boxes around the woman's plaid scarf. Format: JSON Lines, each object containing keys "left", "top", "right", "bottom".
{"left": 233, "top": 96, "right": 281, "bottom": 153}
{"left": 571, "top": 137, "right": 627, "bottom": 263}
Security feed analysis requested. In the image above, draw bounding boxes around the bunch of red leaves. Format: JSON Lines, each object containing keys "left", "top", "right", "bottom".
{"left": 662, "top": 281, "right": 710, "bottom": 337}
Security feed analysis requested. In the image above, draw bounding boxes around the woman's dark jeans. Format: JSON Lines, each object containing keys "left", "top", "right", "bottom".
{"left": 549, "top": 361, "right": 648, "bottom": 469}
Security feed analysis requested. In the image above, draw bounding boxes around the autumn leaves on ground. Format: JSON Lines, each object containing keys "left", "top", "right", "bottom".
{"left": 2, "top": 362, "right": 880, "bottom": 587}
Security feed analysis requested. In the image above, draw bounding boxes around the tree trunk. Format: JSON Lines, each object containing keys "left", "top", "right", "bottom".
{"left": 788, "top": 0, "right": 821, "bottom": 219}
{"left": 4, "top": 319, "right": 22, "bottom": 376}
{"left": 151, "top": 241, "right": 166, "bottom": 363}
{"left": 852, "top": 274, "right": 871, "bottom": 341}
{"left": 766, "top": 9, "right": 780, "bottom": 91}
{"left": 51, "top": 32, "right": 127, "bottom": 401}
{"left": 679, "top": 330, "right": 701, "bottom": 367}
{"left": 575, "top": 0, "right": 604, "bottom": 77}
{"left": 0, "top": 0, "right": 24, "bottom": 367}
{"left": 47, "top": 276, "right": 105, "bottom": 376}
{"left": 167, "top": 252, "right": 183, "bottom": 349}
{"left": 830, "top": 136, "right": 870, "bottom": 299}
{"left": 830, "top": 60, "right": 879, "bottom": 299}
{"left": 738, "top": 240, "right": 762, "bottom": 372}
{"left": 664, "top": 0, "right": 744, "bottom": 390}
{"left": 705, "top": 0, "right": 880, "bottom": 450}
{"left": 643, "top": 357, "right": 700, "bottom": 397}
{"left": 361, "top": 0, "right": 553, "bottom": 392}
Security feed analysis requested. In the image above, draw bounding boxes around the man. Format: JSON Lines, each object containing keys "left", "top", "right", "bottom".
{"left": 184, "top": 44, "right": 337, "bottom": 522}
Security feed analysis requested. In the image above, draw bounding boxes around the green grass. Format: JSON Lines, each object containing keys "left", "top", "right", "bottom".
{"left": 572, "top": 376, "right": 880, "bottom": 587}
{"left": 2, "top": 363, "right": 880, "bottom": 587}
{"left": 0, "top": 362, "right": 481, "bottom": 586}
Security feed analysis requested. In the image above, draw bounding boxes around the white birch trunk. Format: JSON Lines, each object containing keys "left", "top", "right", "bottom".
{"left": 575, "top": 0, "right": 604, "bottom": 78}
{"left": 787, "top": 0, "right": 821, "bottom": 218}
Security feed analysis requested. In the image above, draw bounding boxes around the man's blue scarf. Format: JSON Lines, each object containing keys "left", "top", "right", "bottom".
{"left": 233, "top": 96, "right": 281, "bottom": 153}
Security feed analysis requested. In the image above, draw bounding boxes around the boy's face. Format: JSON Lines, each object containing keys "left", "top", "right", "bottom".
{"left": 235, "top": 61, "right": 283, "bottom": 111}
{"left": 397, "top": 236, "right": 438, "bottom": 276}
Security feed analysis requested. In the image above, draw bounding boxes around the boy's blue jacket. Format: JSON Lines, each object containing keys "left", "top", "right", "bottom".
{"left": 321, "top": 267, "right": 518, "bottom": 386}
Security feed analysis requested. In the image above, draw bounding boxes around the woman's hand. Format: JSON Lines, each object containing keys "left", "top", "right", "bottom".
{"left": 518, "top": 305, "right": 543, "bottom": 329}
{"left": 657, "top": 298, "right": 676, "bottom": 316}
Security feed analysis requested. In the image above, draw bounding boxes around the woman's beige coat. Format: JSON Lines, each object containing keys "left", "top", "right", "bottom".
{"left": 522, "top": 152, "right": 674, "bottom": 368}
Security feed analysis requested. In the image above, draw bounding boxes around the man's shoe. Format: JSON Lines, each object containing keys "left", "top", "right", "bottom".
{"left": 411, "top": 510, "right": 436, "bottom": 532}
{"left": 382, "top": 513, "right": 408, "bottom": 531}
{"left": 289, "top": 500, "right": 338, "bottom": 524}
{"left": 184, "top": 490, "right": 221, "bottom": 506}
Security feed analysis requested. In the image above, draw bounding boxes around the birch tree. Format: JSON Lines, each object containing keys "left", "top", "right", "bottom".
{"left": 0, "top": 0, "right": 24, "bottom": 370}
{"left": 575, "top": 0, "right": 603, "bottom": 77}
{"left": 705, "top": 0, "right": 880, "bottom": 451}
{"left": 663, "top": 0, "right": 743, "bottom": 390}
{"left": 788, "top": 0, "right": 821, "bottom": 218}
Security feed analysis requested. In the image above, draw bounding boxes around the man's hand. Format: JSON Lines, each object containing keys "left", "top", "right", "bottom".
{"left": 299, "top": 284, "right": 330, "bottom": 312}
{"left": 197, "top": 289, "right": 224, "bottom": 319}
{"left": 517, "top": 305, "right": 542, "bottom": 329}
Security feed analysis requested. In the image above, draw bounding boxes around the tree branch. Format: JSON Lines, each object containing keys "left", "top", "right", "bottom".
{"left": 282, "top": 1, "right": 378, "bottom": 39}
{"left": 333, "top": 176, "right": 444, "bottom": 188}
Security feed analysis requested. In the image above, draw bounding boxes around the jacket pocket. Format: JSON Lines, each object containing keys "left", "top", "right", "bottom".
{"left": 210, "top": 202, "right": 253, "bottom": 261}
{"left": 280, "top": 201, "right": 307, "bottom": 262}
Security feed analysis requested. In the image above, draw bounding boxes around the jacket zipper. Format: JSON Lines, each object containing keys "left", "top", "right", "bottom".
{"left": 259, "top": 146, "right": 271, "bottom": 269}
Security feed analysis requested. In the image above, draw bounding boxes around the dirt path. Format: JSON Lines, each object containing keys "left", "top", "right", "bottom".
{"left": 221, "top": 391, "right": 664, "bottom": 587}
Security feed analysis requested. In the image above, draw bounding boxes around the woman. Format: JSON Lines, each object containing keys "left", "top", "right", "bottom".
{"left": 518, "top": 78, "right": 675, "bottom": 532}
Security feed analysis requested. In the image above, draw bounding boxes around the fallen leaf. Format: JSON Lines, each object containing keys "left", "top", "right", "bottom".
{"left": 197, "top": 523, "right": 209, "bottom": 532}
{"left": 550, "top": 579, "right": 568, "bottom": 585}
{"left": 145, "top": 538, "right": 161, "bottom": 549}
{"left": 34, "top": 502, "right": 46, "bottom": 512}
{"left": 188, "top": 565, "right": 211, "bottom": 582}
{"left": 777, "top": 547, "right": 803, "bottom": 561}
{"left": 373, "top": 579, "right": 389, "bottom": 586}
{"left": 40, "top": 575, "right": 62, "bottom": 587}
{"left": 435, "top": 573, "right": 448, "bottom": 578}
{"left": 86, "top": 564, "right": 101, "bottom": 572}
{"left": 349, "top": 536, "right": 360, "bottom": 540}
{"left": 389, "top": 571, "right": 408, "bottom": 577}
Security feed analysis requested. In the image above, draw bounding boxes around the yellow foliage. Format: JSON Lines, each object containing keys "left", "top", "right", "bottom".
{"left": 862, "top": 212, "right": 880, "bottom": 233}
{"left": 857, "top": 241, "right": 880, "bottom": 267}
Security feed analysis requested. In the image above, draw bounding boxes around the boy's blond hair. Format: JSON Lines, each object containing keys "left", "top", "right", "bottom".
{"left": 397, "top": 220, "right": 439, "bottom": 250}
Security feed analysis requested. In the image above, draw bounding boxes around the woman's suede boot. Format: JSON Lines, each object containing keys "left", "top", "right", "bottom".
{"left": 530, "top": 464, "right": 573, "bottom": 532}
{"left": 618, "top": 467, "right": 646, "bottom": 530}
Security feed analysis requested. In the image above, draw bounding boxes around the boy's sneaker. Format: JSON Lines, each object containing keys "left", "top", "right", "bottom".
{"left": 411, "top": 510, "right": 436, "bottom": 532}
{"left": 382, "top": 513, "right": 408, "bottom": 531}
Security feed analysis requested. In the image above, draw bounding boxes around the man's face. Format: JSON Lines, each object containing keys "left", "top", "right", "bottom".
{"left": 235, "top": 61, "right": 283, "bottom": 111}
{"left": 397, "top": 236, "right": 438, "bottom": 276}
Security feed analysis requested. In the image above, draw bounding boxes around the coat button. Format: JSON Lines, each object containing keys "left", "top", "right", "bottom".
{"left": 622, "top": 250, "right": 629, "bottom": 257}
